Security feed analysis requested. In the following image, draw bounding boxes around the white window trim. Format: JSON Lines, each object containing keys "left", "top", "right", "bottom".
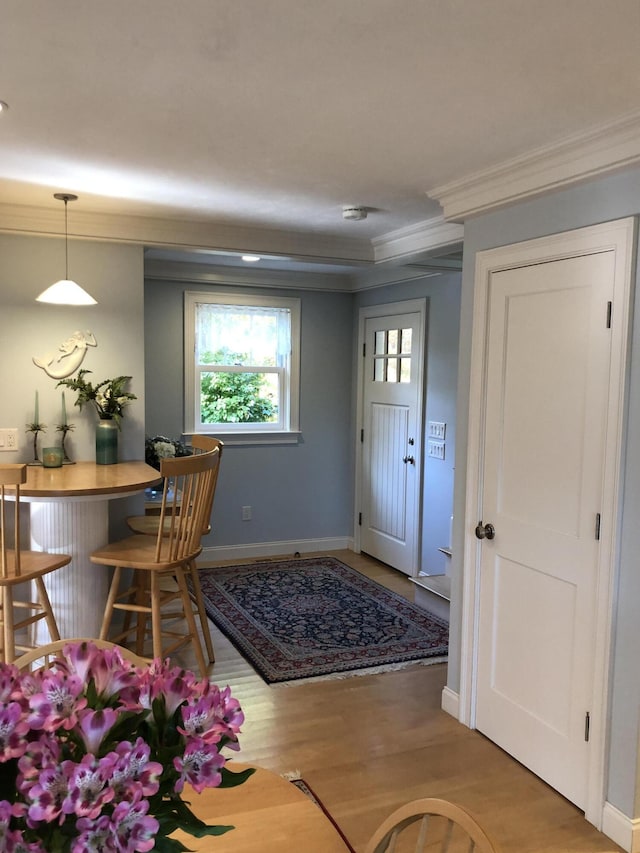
{"left": 184, "top": 290, "right": 300, "bottom": 445}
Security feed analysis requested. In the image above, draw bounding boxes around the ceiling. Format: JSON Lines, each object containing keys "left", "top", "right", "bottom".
{"left": 2, "top": 0, "right": 640, "bottom": 271}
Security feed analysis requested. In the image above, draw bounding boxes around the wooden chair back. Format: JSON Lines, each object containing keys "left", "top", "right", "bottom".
{"left": 0, "top": 463, "right": 27, "bottom": 579}
{"left": 16, "top": 638, "right": 146, "bottom": 671}
{"left": 155, "top": 445, "right": 221, "bottom": 564}
{"left": 364, "top": 798, "right": 499, "bottom": 853}
{"left": 190, "top": 436, "right": 223, "bottom": 534}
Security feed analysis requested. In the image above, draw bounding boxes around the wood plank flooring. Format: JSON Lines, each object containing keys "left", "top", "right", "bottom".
{"left": 172, "top": 549, "right": 624, "bottom": 853}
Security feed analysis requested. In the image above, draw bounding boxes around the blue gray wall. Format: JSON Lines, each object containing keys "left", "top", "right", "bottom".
{"left": 451, "top": 169, "right": 640, "bottom": 817}
{"left": 144, "top": 270, "right": 461, "bottom": 568}
{"left": 0, "top": 232, "right": 146, "bottom": 535}
{"left": 144, "top": 277, "right": 355, "bottom": 552}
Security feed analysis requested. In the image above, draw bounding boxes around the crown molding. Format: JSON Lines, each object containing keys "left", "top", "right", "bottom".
{"left": 429, "top": 109, "right": 640, "bottom": 222}
{"left": 145, "top": 259, "right": 356, "bottom": 293}
{"left": 372, "top": 216, "right": 463, "bottom": 262}
{"left": 0, "top": 202, "right": 374, "bottom": 265}
{"left": 0, "top": 202, "right": 464, "bottom": 272}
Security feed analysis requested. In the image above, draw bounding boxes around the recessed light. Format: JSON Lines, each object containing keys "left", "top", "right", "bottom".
{"left": 0, "top": 101, "right": 9, "bottom": 113}
{"left": 242, "top": 255, "right": 261, "bottom": 263}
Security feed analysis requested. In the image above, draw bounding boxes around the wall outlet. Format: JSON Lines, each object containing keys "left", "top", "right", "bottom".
{"left": 0, "top": 428, "right": 18, "bottom": 451}
{"left": 242, "top": 505, "right": 252, "bottom": 521}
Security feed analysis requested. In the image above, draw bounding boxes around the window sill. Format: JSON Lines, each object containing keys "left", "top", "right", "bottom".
{"left": 189, "top": 430, "right": 302, "bottom": 447}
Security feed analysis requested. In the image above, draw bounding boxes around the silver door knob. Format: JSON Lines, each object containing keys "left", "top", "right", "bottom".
{"left": 475, "top": 521, "right": 495, "bottom": 540}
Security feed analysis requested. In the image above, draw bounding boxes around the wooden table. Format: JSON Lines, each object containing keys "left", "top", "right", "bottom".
{"left": 13, "top": 461, "right": 160, "bottom": 640}
{"left": 172, "top": 765, "right": 352, "bottom": 852}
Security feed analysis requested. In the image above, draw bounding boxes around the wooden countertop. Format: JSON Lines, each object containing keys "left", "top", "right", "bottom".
{"left": 171, "top": 764, "right": 352, "bottom": 852}
{"left": 10, "top": 461, "right": 161, "bottom": 497}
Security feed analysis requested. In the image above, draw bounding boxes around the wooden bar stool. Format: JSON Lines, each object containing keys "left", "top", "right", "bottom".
{"left": 125, "top": 436, "right": 223, "bottom": 663}
{"left": 0, "top": 463, "right": 71, "bottom": 663}
{"left": 90, "top": 447, "right": 220, "bottom": 677}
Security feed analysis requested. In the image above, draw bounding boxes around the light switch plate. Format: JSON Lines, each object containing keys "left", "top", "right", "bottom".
{"left": 428, "top": 421, "right": 446, "bottom": 440}
{"left": 0, "top": 428, "right": 18, "bottom": 451}
{"left": 428, "top": 440, "right": 445, "bottom": 460}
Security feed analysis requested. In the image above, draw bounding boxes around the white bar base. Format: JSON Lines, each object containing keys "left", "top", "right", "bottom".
{"left": 29, "top": 500, "right": 109, "bottom": 640}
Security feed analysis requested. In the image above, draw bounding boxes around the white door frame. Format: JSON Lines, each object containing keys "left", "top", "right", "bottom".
{"left": 354, "top": 299, "right": 427, "bottom": 568}
{"left": 459, "top": 218, "right": 635, "bottom": 829}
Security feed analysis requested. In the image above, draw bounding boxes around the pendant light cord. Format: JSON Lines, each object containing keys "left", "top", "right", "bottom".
{"left": 64, "top": 197, "right": 69, "bottom": 279}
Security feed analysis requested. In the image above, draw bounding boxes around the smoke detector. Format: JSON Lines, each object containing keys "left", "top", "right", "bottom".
{"left": 342, "top": 205, "right": 368, "bottom": 221}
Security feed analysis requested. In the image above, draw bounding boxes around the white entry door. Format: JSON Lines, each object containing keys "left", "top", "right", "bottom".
{"left": 473, "top": 238, "right": 629, "bottom": 811}
{"left": 359, "top": 304, "right": 425, "bottom": 575}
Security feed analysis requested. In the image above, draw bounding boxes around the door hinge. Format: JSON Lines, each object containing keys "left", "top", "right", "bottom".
{"left": 595, "top": 513, "right": 601, "bottom": 541}
{"left": 606, "top": 301, "right": 612, "bottom": 329}
{"left": 360, "top": 428, "right": 364, "bottom": 443}
{"left": 585, "top": 711, "right": 591, "bottom": 742}
{"left": 358, "top": 512, "right": 362, "bottom": 526}
{"left": 363, "top": 343, "right": 366, "bottom": 357}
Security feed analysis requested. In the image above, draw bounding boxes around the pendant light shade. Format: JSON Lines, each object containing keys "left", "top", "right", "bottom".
{"left": 36, "top": 194, "right": 97, "bottom": 306}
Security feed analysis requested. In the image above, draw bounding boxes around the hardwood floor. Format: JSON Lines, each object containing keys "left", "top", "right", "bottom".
{"left": 172, "top": 550, "right": 624, "bottom": 853}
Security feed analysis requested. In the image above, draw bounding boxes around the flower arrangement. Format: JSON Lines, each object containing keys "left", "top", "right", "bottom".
{"left": 0, "top": 642, "right": 253, "bottom": 852}
{"left": 145, "top": 436, "right": 192, "bottom": 472}
{"left": 57, "top": 370, "right": 137, "bottom": 427}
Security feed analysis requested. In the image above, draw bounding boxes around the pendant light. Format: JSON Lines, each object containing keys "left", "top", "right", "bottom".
{"left": 36, "top": 193, "right": 97, "bottom": 305}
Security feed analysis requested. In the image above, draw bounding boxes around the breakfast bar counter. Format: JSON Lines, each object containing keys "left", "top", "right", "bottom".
{"left": 10, "top": 461, "right": 160, "bottom": 639}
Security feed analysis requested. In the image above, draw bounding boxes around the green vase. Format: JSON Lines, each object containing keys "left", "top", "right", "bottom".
{"left": 96, "top": 418, "right": 118, "bottom": 465}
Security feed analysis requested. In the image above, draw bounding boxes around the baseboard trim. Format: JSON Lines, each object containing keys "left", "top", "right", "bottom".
{"left": 441, "top": 686, "right": 459, "bottom": 719}
{"left": 601, "top": 802, "right": 640, "bottom": 852}
{"left": 198, "top": 537, "right": 354, "bottom": 564}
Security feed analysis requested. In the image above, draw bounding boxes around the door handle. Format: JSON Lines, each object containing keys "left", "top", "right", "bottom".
{"left": 403, "top": 455, "right": 415, "bottom": 465}
{"left": 475, "top": 521, "right": 495, "bottom": 540}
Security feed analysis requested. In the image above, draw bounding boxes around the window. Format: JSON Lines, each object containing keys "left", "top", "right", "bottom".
{"left": 184, "top": 291, "right": 300, "bottom": 441}
{"left": 373, "top": 327, "right": 412, "bottom": 383}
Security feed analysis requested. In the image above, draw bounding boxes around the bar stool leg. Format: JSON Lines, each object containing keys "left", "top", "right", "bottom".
{"left": 188, "top": 560, "right": 215, "bottom": 663}
{"left": 175, "top": 568, "right": 208, "bottom": 677}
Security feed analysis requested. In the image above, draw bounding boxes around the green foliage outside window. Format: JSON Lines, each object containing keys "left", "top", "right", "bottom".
{"left": 200, "top": 348, "right": 277, "bottom": 423}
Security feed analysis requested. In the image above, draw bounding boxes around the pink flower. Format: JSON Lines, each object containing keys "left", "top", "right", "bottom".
{"left": 138, "top": 660, "right": 196, "bottom": 716}
{"left": 0, "top": 703, "right": 30, "bottom": 761}
{"left": 17, "top": 733, "right": 60, "bottom": 783}
{"left": 0, "top": 664, "right": 21, "bottom": 703}
{"left": 87, "top": 648, "right": 140, "bottom": 700}
{"left": 76, "top": 708, "right": 118, "bottom": 753}
{"left": 62, "top": 754, "right": 116, "bottom": 819}
{"left": 110, "top": 739, "right": 162, "bottom": 798}
{"left": 23, "top": 762, "right": 70, "bottom": 824}
{"left": 173, "top": 738, "right": 226, "bottom": 794}
{"left": 111, "top": 796, "right": 159, "bottom": 852}
{"left": 0, "top": 642, "right": 249, "bottom": 850}
{"left": 28, "top": 669, "right": 87, "bottom": 731}
{"left": 73, "top": 814, "right": 116, "bottom": 852}
{"left": 179, "top": 684, "right": 244, "bottom": 746}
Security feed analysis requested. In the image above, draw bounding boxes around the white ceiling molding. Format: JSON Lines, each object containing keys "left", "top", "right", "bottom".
{"left": 372, "top": 216, "right": 464, "bottom": 262}
{"left": 0, "top": 202, "right": 373, "bottom": 265}
{"left": 145, "top": 257, "right": 449, "bottom": 293}
{"left": 0, "top": 201, "right": 465, "bottom": 273}
{"left": 145, "top": 260, "right": 356, "bottom": 293}
{"left": 429, "top": 109, "right": 640, "bottom": 222}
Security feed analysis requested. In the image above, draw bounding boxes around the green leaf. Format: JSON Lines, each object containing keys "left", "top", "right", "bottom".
{"left": 219, "top": 765, "right": 256, "bottom": 788}
{"left": 151, "top": 835, "right": 192, "bottom": 852}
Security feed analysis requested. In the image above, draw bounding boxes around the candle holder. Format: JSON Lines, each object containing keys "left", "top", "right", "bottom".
{"left": 25, "top": 422, "right": 46, "bottom": 466}
{"left": 56, "top": 422, "right": 76, "bottom": 464}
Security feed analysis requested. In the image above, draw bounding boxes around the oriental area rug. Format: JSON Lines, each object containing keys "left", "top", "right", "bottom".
{"left": 198, "top": 556, "right": 448, "bottom": 684}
